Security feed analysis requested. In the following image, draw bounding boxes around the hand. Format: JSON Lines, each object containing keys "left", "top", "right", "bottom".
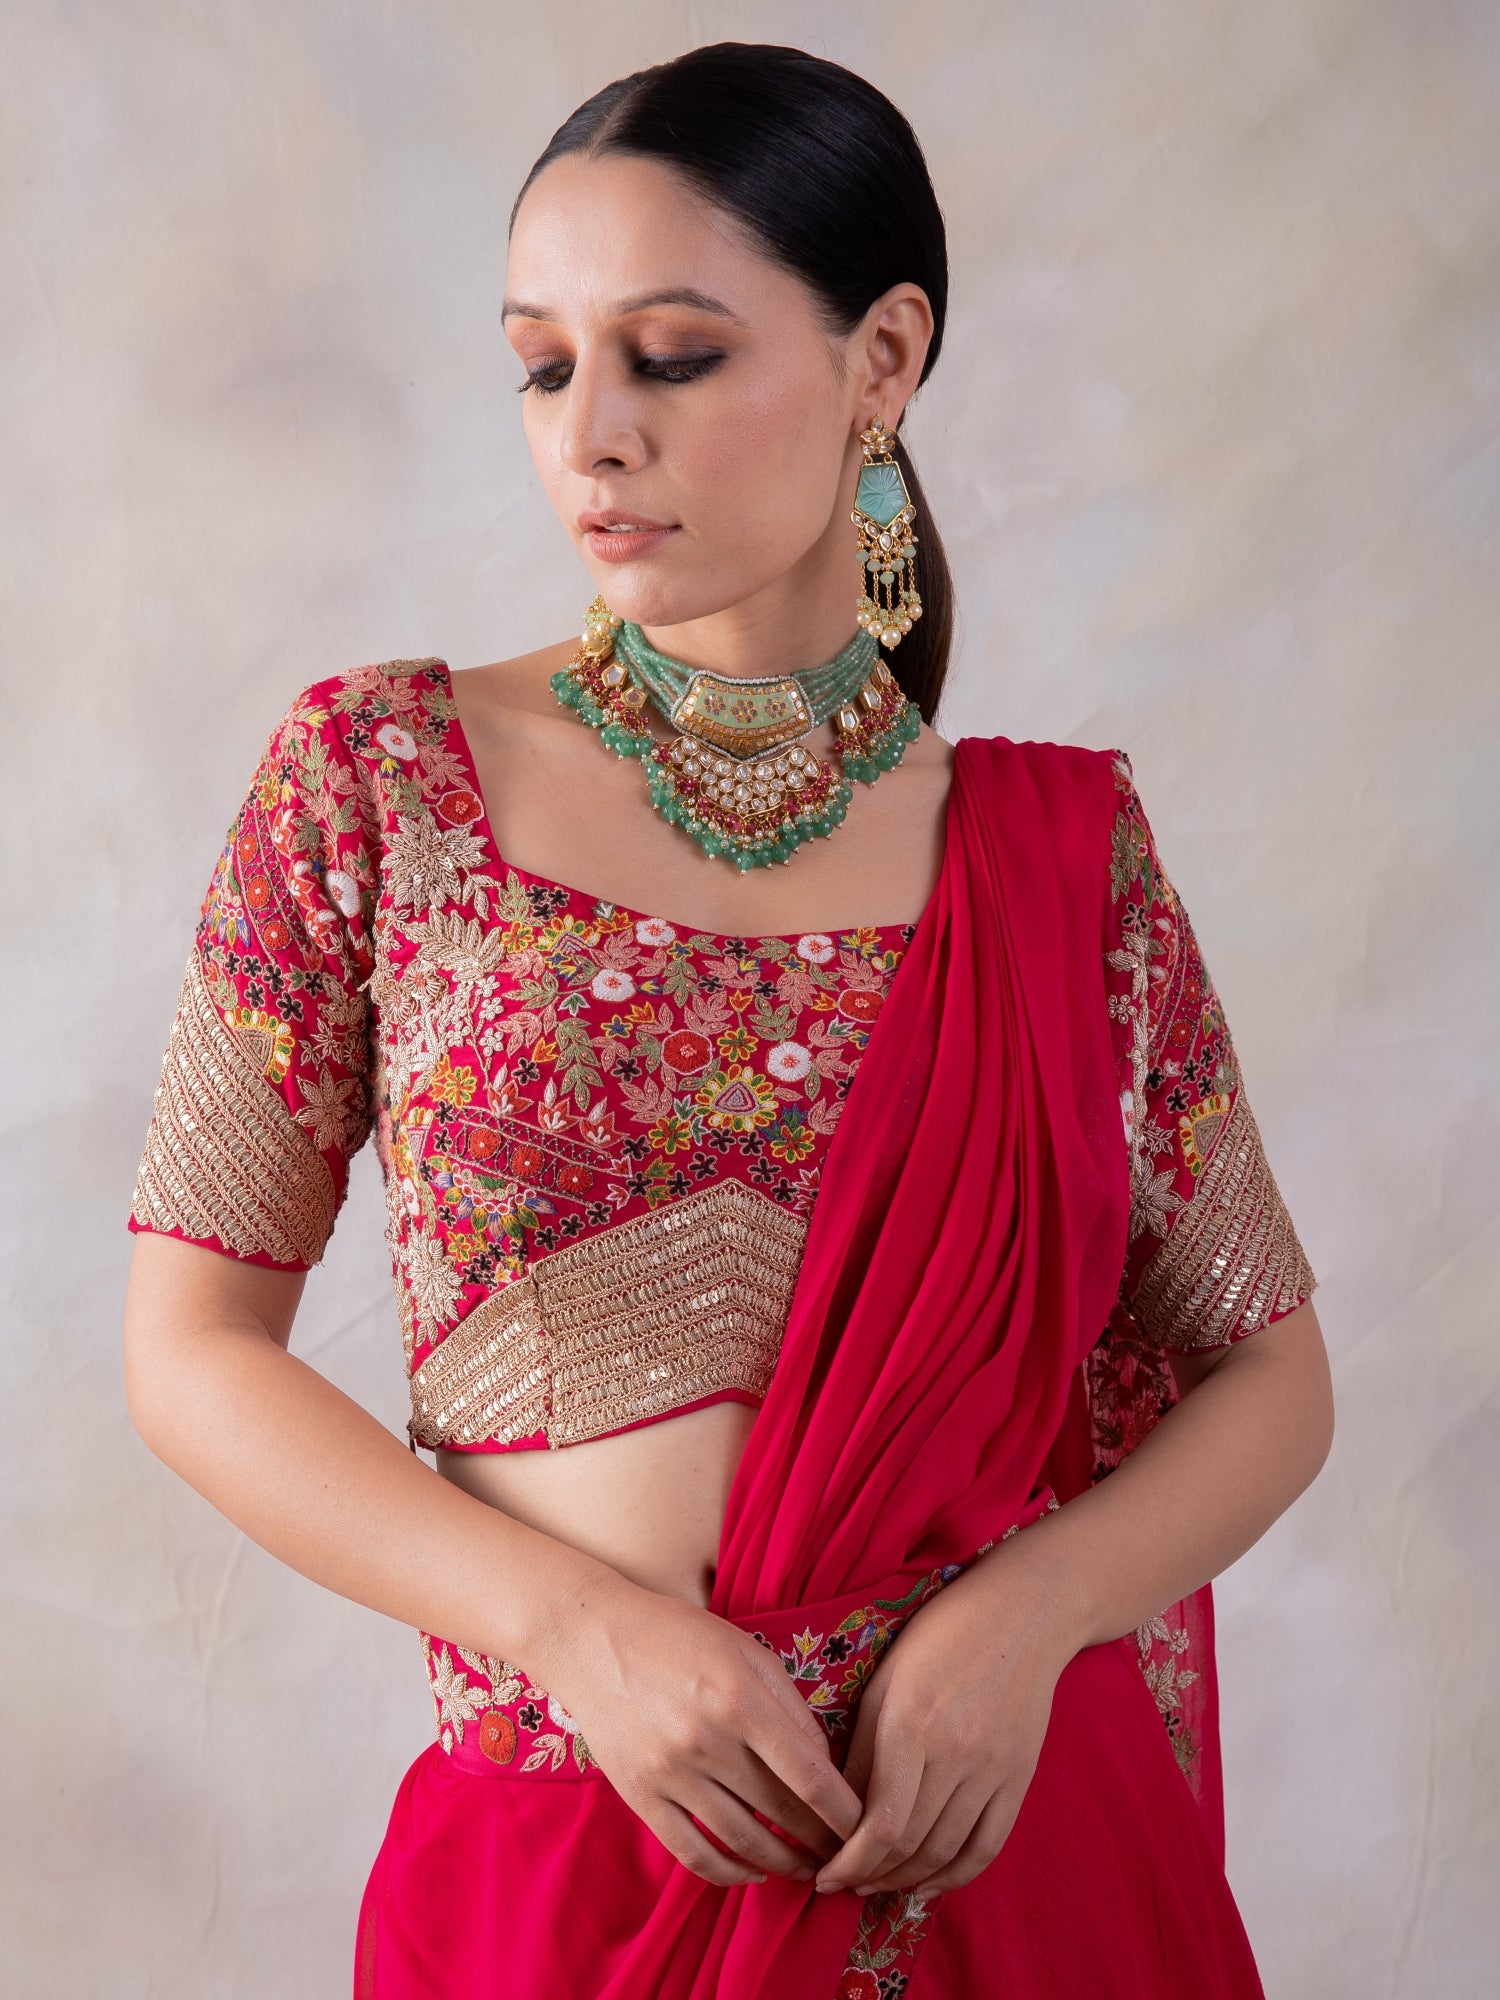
{"left": 811, "top": 1547, "right": 1076, "bottom": 1900}
{"left": 529, "top": 1571, "right": 867, "bottom": 1891}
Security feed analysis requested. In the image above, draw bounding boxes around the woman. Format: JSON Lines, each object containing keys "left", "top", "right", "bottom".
{"left": 123, "top": 42, "right": 1332, "bottom": 2000}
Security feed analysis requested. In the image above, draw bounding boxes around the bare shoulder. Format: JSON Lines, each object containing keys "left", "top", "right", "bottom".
{"left": 449, "top": 635, "right": 579, "bottom": 724}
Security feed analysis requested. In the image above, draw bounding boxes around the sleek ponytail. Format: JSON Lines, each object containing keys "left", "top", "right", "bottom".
{"left": 513, "top": 42, "right": 956, "bottom": 723}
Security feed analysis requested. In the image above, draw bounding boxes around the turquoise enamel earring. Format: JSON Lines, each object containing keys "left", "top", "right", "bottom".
{"left": 852, "top": 418, "right": 922, "bottom": 649}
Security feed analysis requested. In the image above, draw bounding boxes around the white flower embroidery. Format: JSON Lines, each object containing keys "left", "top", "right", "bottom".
{"left": 635, "top": 916, "right": 676, "bottom": 946}
{"left": 547, "top": 1694, "right": 579, "bottom": 1736}
{"left": 766, "top": 1040, "right": 812, "bottom": 1082}
{"left": 375, "top": 722, "right": 418, "bottom": 760}
{"left": 325, "top": 869, "right": 361, "bottom": 918}
{"left": 796, "top": 933, "right": 836, "bottom": 964}
{"left": 590, "top": 968, "right": 636, "bottom": 1002}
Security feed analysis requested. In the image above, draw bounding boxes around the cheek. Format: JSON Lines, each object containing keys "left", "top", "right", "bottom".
{"left": 678, "top": 371, "right": 842, "bottom": 551}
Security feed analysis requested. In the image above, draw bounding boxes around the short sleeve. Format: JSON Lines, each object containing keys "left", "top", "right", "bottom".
{"left": 128, "top": 679, "right": 378, "bottom": 1271}
{"left": 1103, "top": 750, "right": 1318, "bottom": 1349}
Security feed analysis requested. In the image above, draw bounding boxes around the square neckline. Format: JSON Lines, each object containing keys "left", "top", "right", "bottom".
{"left": 433, "top": 656, "right": 954, "bottom": 952}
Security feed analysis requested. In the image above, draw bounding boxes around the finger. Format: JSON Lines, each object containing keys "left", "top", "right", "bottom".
{"left": 649, "top": 1797, "right": 770, "bottom": 1889}
{"left": 743, "top": 1685, "right": 865, "bottom": 1846}
{"left": 852, "top": 1775, "right": 989, "bottom": 1895}
{"left": 909, "top": 1781, "right": 1028, "bottom": 1897}
{"left": 813, "top": 1739, "right": 927, "bottom": 1894}
{"left": 680, "top": 1775, "right": 823, "bottom": 1882}
{"left": 733, "top": 1745, "right": 845, "bottom": 1861}
{"left": 836, "top": 1672, "right": 888, "bottom": 1804}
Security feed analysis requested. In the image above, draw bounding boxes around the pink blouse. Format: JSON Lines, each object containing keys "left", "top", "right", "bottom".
{"left": 128, "top": 655, "right": 1316, "bottom": 1460}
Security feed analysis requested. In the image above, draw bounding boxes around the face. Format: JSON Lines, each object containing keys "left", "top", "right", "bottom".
{"left": 504, "top": 151, "right": 903, "bottom": 632}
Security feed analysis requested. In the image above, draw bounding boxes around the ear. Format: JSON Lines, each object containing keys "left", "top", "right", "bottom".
{"left": 852, "top": 283, "right": 935, "bottom": 428}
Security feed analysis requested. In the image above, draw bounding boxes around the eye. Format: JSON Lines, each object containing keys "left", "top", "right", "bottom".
{"left": 515, "top": 352, "right": 727, "bottom": 396}
{"left": 636, "top": 352, "right": 726, "bottom": 385}
{"left": 517, "top": 362, "right": 572, "bottom": 397}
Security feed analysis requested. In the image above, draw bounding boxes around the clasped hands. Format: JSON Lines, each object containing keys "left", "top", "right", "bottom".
{"left": 806, "top": 1549, "right": 1074, "bottom": 1899}
{"left": 538, "top": 1540, "right": 1078, "bottom": 1902}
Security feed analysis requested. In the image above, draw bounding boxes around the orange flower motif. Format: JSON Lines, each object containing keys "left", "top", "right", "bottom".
{"left": 244, "top": 874, "right": 272, "bottom": 911}
{"left": 555, "top": 1162, "right": 594, "bottom": 1194}
{"left": 837, "top": 990, "right": 884, "bottom": 1024}
{"left": 478, "top": 1711, "right": 516, "bottom": 1765}
{"left": 438, "top": 788, "right": 483, "bottom": 826}
{"left": 662, "top": 1030, "right": 712, "bottom": 1074}
{"left": 509, "top": 1142, "right": 544, "bottom": 1179}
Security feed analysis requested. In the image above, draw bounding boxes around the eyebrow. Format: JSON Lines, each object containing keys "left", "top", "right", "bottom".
{"left": 500, "top": 287, "right": 747, "bottom": 326}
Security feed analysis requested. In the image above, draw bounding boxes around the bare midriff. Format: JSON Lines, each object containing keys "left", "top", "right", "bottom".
{"left": 434, "top": 1400, "right": 759, "bottom": 1609}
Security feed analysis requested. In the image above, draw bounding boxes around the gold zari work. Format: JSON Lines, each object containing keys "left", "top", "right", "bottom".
{"left": 408, "top": 1181, "right": 806, "bottom": 1449}
{"left": 1130, "top": 1089, "right": 1316, "bottom": 1349}
{"left": 130, "top": 952, "right": 338, "bottom": 1268}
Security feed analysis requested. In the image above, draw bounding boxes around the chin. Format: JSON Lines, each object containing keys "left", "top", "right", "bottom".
{"left": 581, "top": 559, "right": 782, "bottom": 632}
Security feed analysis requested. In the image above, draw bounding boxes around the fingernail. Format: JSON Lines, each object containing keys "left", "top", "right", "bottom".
{"left": 814, "top": 1882, "right": 840, "bottom": 1895}
{"left": 854, "top": 1884, "right": 877, "bottom": 1896}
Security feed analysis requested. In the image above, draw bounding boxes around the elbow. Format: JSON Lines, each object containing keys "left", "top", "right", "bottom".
{"left": 123, "top": 1311, "right": 177, "bottom": 1465}
{"left": 1307, "top": 1368, "right": 1336, "bottom": 1488}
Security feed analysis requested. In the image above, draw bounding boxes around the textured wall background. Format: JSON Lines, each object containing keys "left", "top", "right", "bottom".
{"left": 4, "top": 2, "right": 1496, "bottom": 1993}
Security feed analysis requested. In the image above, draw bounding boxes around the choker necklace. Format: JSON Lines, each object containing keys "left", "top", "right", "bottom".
{"left": 549, "top": 596, "right": 922, "bottom": 871}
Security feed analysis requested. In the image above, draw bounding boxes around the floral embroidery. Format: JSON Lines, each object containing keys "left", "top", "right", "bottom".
{"left": 838, "top": 1888, "right": 940, "bottom": 1997}
{"left": 1102, "top": 749, "right": 1317, "bottom": 1351}
{"left": 1091, "top": 748, "right": 1318, "bottom": 1796}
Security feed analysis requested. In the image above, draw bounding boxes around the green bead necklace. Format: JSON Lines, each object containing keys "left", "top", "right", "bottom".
{"left": 549, "top": 596, "right": 922, "bottom": 872}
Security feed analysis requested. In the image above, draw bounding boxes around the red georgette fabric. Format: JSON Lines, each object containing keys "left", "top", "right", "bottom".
{"left": 353, "top": 735, "right": 1267, "bottom": 1998}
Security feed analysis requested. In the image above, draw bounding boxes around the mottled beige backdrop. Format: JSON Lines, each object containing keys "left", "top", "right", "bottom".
{"left": 4, "top": 2, "right": 1496, "bottom": 1994}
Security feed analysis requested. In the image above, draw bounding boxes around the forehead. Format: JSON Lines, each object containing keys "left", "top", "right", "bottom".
{"left": 505, "top": 152, "right": 805, "bottom": 325}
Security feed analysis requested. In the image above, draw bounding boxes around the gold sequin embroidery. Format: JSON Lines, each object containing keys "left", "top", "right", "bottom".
{"left": 408, "top": 1180, "right": 806, "bottom": 1448}
{"left": 130, "top": 950, "right": 339, "bottom": 1267}
{"left": 1130, "top": 1087, "right": 1317, "bottom": 1348}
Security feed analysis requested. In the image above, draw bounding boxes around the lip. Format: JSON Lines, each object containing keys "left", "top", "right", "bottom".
{"left": 577, "top": 508, "right": 680, "bottom": 563}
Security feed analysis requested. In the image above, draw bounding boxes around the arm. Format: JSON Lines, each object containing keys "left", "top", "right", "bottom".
{"left": 123, "top": 1230, "right": 620, "bottom": 1671}
{"left": 811, "top": 1296, "right": 1333, "bottom": 1899}
{"left": 124, "top": 1229, "right": 866, "bottom": 1883}
{"left": 991, "top": 1294, "right": 1333, "bottom": 1655}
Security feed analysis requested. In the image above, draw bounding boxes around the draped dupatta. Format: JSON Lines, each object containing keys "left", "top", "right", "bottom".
{"left": 594, "top": 735, "right": 1142, "bottom": 1996}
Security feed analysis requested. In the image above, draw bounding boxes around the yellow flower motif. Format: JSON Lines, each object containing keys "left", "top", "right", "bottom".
{"left": 429, "top": 1054, "right": 478, "bottom": 1107}
{"left": 222, "top": 1006, "right": 294, "bottom": 1084}
{"left": 717, "top": 1025, "right": 755, "bottom": 1063}
{"left": 693, "top": 1064, "right": 777, "bottom": 1133}
{"left": 648, "top": 1113, "right": 694, "bottom": 1155}
{"left": 769, "top": 1124, "right": 817, "bottom": 1163}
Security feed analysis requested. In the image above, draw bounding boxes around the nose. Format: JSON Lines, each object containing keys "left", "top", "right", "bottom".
{"left": 555, "top": 349, "right": 645, "bottom": 480}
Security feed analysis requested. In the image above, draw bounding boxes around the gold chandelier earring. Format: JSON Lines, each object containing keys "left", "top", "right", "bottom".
{"left": 852, "top": 417, "right": 922, "bottom": 650}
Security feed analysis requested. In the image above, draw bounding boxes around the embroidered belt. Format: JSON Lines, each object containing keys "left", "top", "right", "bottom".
{"left": 419, "top": 1485, "right": 1061, "bottom": 1781}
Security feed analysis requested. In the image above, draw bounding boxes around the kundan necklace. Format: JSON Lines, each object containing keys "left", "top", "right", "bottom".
{"left": 549, "top": 595, "right": 922, "bottom": 871}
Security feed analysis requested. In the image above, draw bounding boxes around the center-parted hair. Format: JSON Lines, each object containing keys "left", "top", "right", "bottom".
{"left": 513, "top": 41, "right": 955, "bottom": 723}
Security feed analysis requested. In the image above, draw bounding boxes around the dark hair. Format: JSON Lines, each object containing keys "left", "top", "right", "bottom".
{"left": 512, "top": 42, "right": 955, "bottom": 724}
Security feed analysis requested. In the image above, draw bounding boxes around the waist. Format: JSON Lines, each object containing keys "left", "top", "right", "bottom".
{"left": 420, "top": 1484, "right": 1060, "bottom": 1780}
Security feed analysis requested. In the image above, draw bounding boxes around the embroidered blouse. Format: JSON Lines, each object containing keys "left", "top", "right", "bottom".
{"left": 127, "top": 657, "right": 1317, "bottom": 1456}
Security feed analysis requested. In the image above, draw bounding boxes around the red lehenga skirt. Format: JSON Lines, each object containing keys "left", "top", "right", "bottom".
{"left": 355, "top": 739, "right": 1267, "bottom": 1997}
